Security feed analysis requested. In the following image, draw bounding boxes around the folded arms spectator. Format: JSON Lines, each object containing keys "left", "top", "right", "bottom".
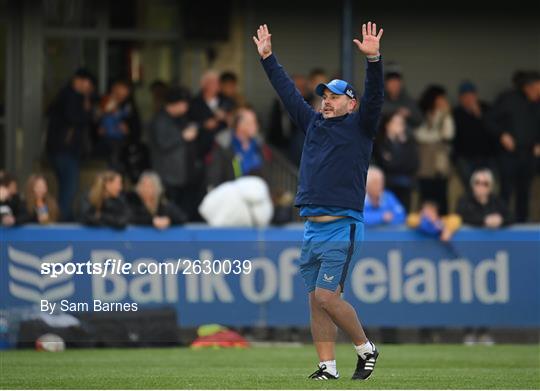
{"left": 456, "top": 168, "right": 511, "bottom": 228}
{"left": 127, "top": 171, "right": 187, "bottom": 229}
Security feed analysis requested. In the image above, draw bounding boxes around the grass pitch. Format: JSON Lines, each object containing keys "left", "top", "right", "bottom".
{"left": 1, "top": 344, "right": 539, "bottom": 389}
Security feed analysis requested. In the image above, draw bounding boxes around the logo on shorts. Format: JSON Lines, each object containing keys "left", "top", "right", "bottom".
{"left": 323, "top": 274, "right": 335, "bottom": 282}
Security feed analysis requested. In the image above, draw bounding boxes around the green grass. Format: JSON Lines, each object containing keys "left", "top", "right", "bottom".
{"left": 1, "top": 344, "right": 539, "bottom": 389}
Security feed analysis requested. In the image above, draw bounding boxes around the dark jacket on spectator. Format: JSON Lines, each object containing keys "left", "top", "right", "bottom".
{"left": 16, "top": 204, "right": 59, "bottom": 225}
{"left": 268, "top": 98, "right": 306, "bottom": 166}
{"left": 0, "top": 194, "right": 24, "bottom": 225}
{"left": 149, "top": 109, "right": 202, "bottom": 187}
{"left": 79, "top": 195, "right": 130, "bottom": 229}
{"left": 46, "top": 84, "right": 94, "bottom": 157}
{"left": 189, "top": 93, "right": 234, "bottom": 135}
{"left": 486, "top": 90, "right": 540, "bottom": 152}
{"left": 453, "top": 103, "right": 497, "bottom": 159}
{"left": 373, "top": 130, "right": 418, "bottom": 189}
{"left": 456, "top": 193, "right": 511, "bottom": 227}
{"left": 125, "top": 191, "right": 187, "bottom": 226}
{"left": 382, "top": 91, "right": 423, "bottom": 128}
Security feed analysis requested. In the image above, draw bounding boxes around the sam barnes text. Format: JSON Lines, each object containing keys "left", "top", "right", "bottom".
{"left": 40, "top": 299, "right": 138, "bottom": 314}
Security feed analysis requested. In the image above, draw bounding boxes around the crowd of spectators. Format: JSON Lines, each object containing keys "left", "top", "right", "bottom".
{"left": 1, "top": 62, "right": 539, "bottom": 230}
{"left": 372, "top": 65, "right": 540, "bottom": 224}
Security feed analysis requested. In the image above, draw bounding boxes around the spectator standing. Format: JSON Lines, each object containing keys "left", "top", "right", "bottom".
{"left": 363, "top": 166, "right": 406, "bottom": 226}
{"left": 457, "top": 168, "right": 511, "bottom": 228}
{"left": 452, "top": 81, "right": 497, "bottom": 186}
{"left": 268, "top": 74, "right": 309, "bottom": 165}
{"left": 80, "top": 170, "right": 129, "bottom": 229}
{"left": 149, "top": 80, "right": 168, "bottom": 115}
{"left": 373, "top": 111, "right": 418, "bottom": 211}
{"left": 45, "top": 68, "right": 96, "bottom": 221}
{"left": 126, "top": 171, "right": 187, "bottom": 229}
{"left": 219, "top": 71, "right": 245, "bottom": 109}
{"left": 19, "top": 174, "right": 59, "bottom": 224}
{"left": 207, "top": 107, "right": 270, "bottom": 189}
{"left": 382, "top": 63, "right": 423, "bottom": 128}
{"left": 415, "top": 85, "right": 455, "bottom": 215}
{"left": 190, "top": 71, "right": 234, "bottom": 135}
{"left": 305, "top": 68, "right": 328, "bottom": 109}
{"left": 149, "top": 87, "right": 204, "bottom": 221}
{"left": 486, "top": 71, "right": 540, "bottom": 222}
{"left": 98, "top": 80, "right": 142, "bottom": 175}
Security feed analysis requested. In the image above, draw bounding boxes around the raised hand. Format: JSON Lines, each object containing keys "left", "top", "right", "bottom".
{"left": 253, "top": 24, "right": 272, "bottom": 60}
{"left": 353, "top": 21, "right": 383, "bottom": 57}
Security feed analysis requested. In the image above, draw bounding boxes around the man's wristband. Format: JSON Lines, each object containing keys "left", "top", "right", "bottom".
{"left": 366, "top": 53, "right": 381, "bottom": 62}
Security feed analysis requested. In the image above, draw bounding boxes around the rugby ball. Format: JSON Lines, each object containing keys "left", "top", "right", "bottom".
{"left": 35, "top": 333, "right": 65, "bottom": 352}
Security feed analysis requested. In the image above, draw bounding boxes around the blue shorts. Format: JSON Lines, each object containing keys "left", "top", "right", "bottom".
{"left": 299, "top": 217, "right": 364, "bottom": 293}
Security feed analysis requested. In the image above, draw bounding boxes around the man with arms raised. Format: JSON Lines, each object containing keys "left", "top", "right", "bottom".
{"left": 253, "top": 22, "right": 384, "bottom": 380}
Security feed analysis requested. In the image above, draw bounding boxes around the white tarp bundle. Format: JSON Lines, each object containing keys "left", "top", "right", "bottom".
{"left": 199, "top": 176, "right": 274, "bottom": 227}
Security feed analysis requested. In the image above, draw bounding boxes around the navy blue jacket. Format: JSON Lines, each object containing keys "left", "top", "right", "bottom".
{"left": 261, "top": 54, "right": 384, "bottom": 211}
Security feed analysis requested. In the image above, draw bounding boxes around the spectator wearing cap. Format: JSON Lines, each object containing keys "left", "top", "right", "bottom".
{"left": 382, "top": 62, "right": 423, "bottom": 128}
{"left": 373, "top": 110, "right": 418, "bottom": 211}
{"left": 207, "top": 107, "right": 271, "bottom": 189}
{"left": 363, "top": 166, "right": 406, "bottom": 226}
{"left": 149, "top": 87, "right": 205, "bottom": 221}
{"left": 45, "top": 68, "right": 96, "bottom": 221}
{"left": 486, "top": 71, "right": 540, "bottom": 222}
{"left": 415, "top": 85, "right": 455, "bottom": 215}
{"left": 452, "top": 81, "right": 498, "bottom": 187}
{"left": 456, "top": 168, "right": 511, "bottom": 228}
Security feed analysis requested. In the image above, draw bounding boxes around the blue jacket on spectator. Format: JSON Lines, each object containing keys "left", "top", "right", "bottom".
{"left": 363, "top": 190, "right": 406, "bottom": 226}
{"left": 261, "top": 54, "right": 384, "bottom": 212}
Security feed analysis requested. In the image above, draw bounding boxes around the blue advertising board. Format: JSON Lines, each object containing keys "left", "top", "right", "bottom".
{"left": 1, "top": 224, "right": 539, "bottom": 327}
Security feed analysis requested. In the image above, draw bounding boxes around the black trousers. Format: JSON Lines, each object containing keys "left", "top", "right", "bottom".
{"left": 418, "top": 177, "right": 448, "bottom": 215}
{"left": 498, "top": 152, "right": 534, "bottom": 223}
{"left": 387, "top": 185, "right": 413, "bottom": 213}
